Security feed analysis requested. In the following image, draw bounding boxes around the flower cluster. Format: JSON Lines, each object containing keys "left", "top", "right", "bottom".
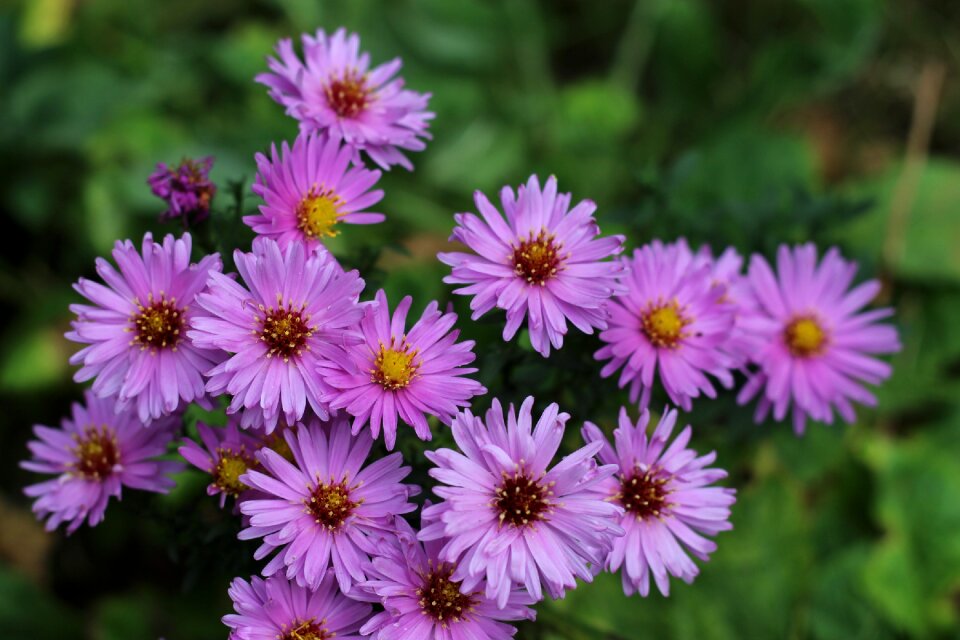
{"left": 22, "top": 24, "right": 901, "bottom": 640}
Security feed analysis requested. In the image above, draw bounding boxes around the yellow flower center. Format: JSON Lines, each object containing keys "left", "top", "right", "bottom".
{"left": 296, "top": 188, "right": 344, "bottom": 239}
{"left": 372, "top": 343, "right": 419, "bottom": 391}
{"left": 784, "top": 316, "right": 827, "bottom": 357}
{"left": 641, "top": 302, "right": 689, "bottom": 348}
{"left": 282, "top": 619, "right": 330, "bottom": 640}
{"left": 214, "top": 450, "right": 253, "bottom": 497}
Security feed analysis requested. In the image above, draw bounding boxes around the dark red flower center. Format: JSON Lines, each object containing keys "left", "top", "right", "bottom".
{"left": 71, "top": 425, "right": 120, "bottom": 479}
{"left": 325, "top": 72, "right": 370, "bottom": 118}
{"left": 213, "top": 448, "right": 255, "bottom": 497}
{"left": 784, "top": 316, "right": 827, "bottom": 357}
{"left": 259, "top": 306, "right": 313, "bottom": 361}
{"left": 306, "top": 480, "right": 357, "bottom": 531}
{"left": 494, "top": 470, "right": 550, "bottom": 528}
{"left": 511, "top": 230, "right": 563, "bottom": 286}
{"left": 417, "top": 563, "right": 478, "bottom": 624}
{"left": 132, "top": 295, "right": 184, "bottom": 351}
{"left": 280, "top": 618, "right": 330, "bottom": 640}
{"left": 618, "top": 467, "right": 670, "bottom": 520}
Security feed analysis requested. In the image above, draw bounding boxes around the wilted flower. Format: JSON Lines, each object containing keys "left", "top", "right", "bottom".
{"left": 148, "top": 156, "right": 216, "bottom": 225}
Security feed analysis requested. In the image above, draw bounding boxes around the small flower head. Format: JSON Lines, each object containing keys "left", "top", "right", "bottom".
{"left": 67, "top": 232, "right": 222, "bottom": 423}
{"left": 256, "top": 28, "right": 433, "bottom": 170}
{"left": 737, "top": 244, "right": 901, "bottom": 433}
{"left": 360, "top": 516, "right": 535, "bottom": 640}
{"left": 245, "top": 133, "right": 385, "bottom": 252}
{"left": 237, "top": 417, "right": 419, "bottom": 593}
{"left": 595, "top": 239, "right": 738, "bottom": 412}
{"left": 21, "top": 391, "right": 182, "bottom": 533}
{"left": 420, "top": 397, "right": 623, "bottom": 608}
{"left": 224, "top": 572, "right": 371, "bottom": 640}
{"left": 148, "top": 156, "right": 216, "bottom": 224}
{"left": 320, "top": 289, "right": 486, "bottom": 450}
{"left": 179, "top": 419, "right": 263, "bottom": 508}
{"left": 188, "top": 237, "right": 365, "bottom": 432}
{"left": 439, "top": 175, "right": 626, "bottom": 357}
{"left": 582, "top": 407, "right": 736, "bottom": 596}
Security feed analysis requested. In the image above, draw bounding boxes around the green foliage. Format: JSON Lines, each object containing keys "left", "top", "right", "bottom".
{"left": 1, "top": 0, "right": 959, "bottom": 638}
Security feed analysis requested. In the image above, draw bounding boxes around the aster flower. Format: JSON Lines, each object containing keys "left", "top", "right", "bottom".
{"left": 67, "top": 232, "right": 222, "bottom": 423}
{"left": 360, "top": 515, "right": 535, "bottom": 640}
{"left": 224, "top": 572, "right": 371, "bottom": 640}
{"left": 245, "top": 132, "right": 384, "bottom": 251}
{"left": 595, "top": 239, "right": 738, "bottom": 412}
{"left": 188, "top": 237, "right": 365, "bottom": 432}
{"left": 178, "top": 419, "right": 263, "bottom": 508}
{"left": 674, "top": 240, "right": 762, "bottom": 368}
{"left": 438, "top": 175, "right": 625, "bottom": 357}
{"left": 319, "top": 289, "right": 486, "bottom": 450}
{"left": 237, "top": 417, "right": 418, "bottom": 593}
{"left": 581, "top": 407, "right": 735, "bottom": 597}
{"left": 256, "top": 27, "right": 433, "bottom": 170}
{"left": 21, "top": 390, "right": 181, "bottom": 534}
{"left": 737, "top": 244, "right": 901, "bottom": 433}
{"left": 148, "top": 156, "right": 216, "bottom": 225}
{"left": 419, "top": 396, "right": 623, "bottom": 607}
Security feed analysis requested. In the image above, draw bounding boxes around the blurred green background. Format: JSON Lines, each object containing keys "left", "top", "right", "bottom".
{"left": 1, "top": 0, "right": 960, "bottom": 638}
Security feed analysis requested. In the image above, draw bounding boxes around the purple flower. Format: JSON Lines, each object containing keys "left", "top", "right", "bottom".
{"left": 674, "top": 240, "right": 763, "bottom": 369}
{"left": 419, "top": 397, "right": 623, "bottom": 607}
{"left": 179, "top": 419, "right": 263, "bottom": 508}
{"left": 245, "top": 132, "right": 385, "bottom": 252}
{"left": 148, "top": 156, "right": 216, "bottom": 224}
{"left": 595, "top": 239, "right": 737, "bottom": 412}
{"left": 256, "top": 27, "right": 433, "bottom": 170}
{"left": 319, "top": 289, "right": 486, "bottom": 450}
{"left": 188, "top": 237, "right": 365, "bottom": 432}
{"left": 737, "top": 244, "right": 901, "bottom": 433}
{"left": 237, "top": 417, "right": 419, "bottom": 593}
{"left": 439, "top": 175, "right": 626, "bottom": 357}
{"left": 224, "top": 572, "right": 371, "bottom": 640}
{"left": 67, "top": 232, "right": 222, "bottom": 423}
{"left": 582, "top": 407, "right": 735, "bottom": 597}
{"left": 360, "top": 516, "right": 535, "bottom": 640}
{"left": 21, "top": 390, "right": 182, "bottom": 534}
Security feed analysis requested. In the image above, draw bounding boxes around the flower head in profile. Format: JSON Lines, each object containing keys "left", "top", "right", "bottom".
{"left": 319, "top": 289, "right": 486, "bottom": 450}
{"left": 148, "top": 156, "right": 216, "bottom": 225}
{"left": 179, "top": 419, "right": 263, "bottom": 508}
{"left": 420, "top": 397, "right": 623, "bottom": 607}
{"left": 188, "top": 237, "right": 365, "bottom": 432}
{"left": 595, "top": 239, "right": 737, "bottom": 412}
{"left": 237, "top": 417, "right": 418, "bottom": 593}
{"left": 582, "top": 407, "right": 735, "bottom": 596}
{"left": 360, "top": 515, "right": 535, "bottom": 640}
{"left": 737, "top": 244, "right": 901, "bottom": 433}
{"left": 245, "top": 133, "right": 384, "bottom": 252}
{"left": 21, "top": 391, "right": 181, "bottom": 534}
{"left": 67, "top": 232, "right": 222, "bottom": 423}
{"left": 224, "top": 572, "right": 371, "bottom": 640}
{"left": 257, "top": 27, "right": 433, "bottom": 170}
{"left": 439, "top": 175, "right": 625, "bottom": 357}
